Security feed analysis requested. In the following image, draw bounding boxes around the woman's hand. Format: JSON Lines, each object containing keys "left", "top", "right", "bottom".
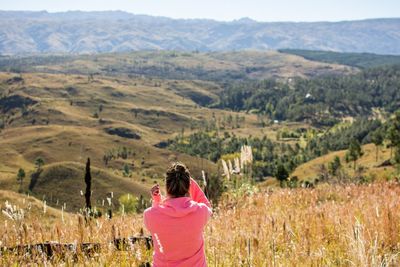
{"left": 151, "top": 184, "right": 160, "bottom": 197}
{"left": 150, "top": 184, "right": 162, "bottom": 207}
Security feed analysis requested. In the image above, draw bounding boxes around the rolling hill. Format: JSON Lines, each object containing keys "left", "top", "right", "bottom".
{"left": 0, "top": 70, "right": 228, "bottom": 210}
{"left": 0, "top": 50, "right": 356, "bottom": 81}
{"left": 291, "top": 143, "right": 395, "bottom": 182}
{"left": 0, "top": 11, "right": 399, "bottom": 55}
{"left": 1, "top": 52, "right": 332, "bottom": 210}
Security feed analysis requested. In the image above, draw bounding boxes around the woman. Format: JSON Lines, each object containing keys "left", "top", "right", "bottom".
{"left": 144, "top": 162, "right": 212, "bottom": 267}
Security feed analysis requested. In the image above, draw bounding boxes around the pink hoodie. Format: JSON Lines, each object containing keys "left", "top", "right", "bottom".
{"left": 144, "top": 178, "right": 212, "bottom": 267}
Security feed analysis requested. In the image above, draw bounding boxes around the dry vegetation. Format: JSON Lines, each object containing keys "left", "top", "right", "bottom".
{"left": 1, "top": 181, "right": 400, "bottom": 266}
{"left": 10, "top": 51, "right": 356, "bottom": 80}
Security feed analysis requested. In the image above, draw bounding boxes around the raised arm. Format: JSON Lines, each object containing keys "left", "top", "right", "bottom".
{"left": 150, "top": 184, "right": 162, "bottom": 207}
{"left": 189, "top": 178, "right": 211, "bottom": 208}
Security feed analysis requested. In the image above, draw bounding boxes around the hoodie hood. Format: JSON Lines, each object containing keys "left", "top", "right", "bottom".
{"left": 155, "top": 197, "right": 199, "bottom": 218}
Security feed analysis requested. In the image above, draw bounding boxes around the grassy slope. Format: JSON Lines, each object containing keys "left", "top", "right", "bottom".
{"left": 0, "top": 67, "right": 293, "bottom": 208}
{"left": 0, "top": 71, "right": 226, "bottom": 208}
{"left": 21, "top": 162, "right": 151, "bottom": 212}
{"left": 1, "top": 50, "right": 356, "bottom": 80}
{"left": 292, "top": 143, "right": 395, "bottom": 182}
{"left": 0, "top": 190, "right": 71, "bottom": 224}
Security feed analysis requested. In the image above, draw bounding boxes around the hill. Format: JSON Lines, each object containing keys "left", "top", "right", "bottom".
{"left": 0, "top": 11, "right": 399, "bottom": 55}
{"left": 22, "top": 162, "right": 151, "bottom": 212}
{"left": 1, "top": 52, "right": 343, "bottom": 208}
{"left": 0, "top": 70, "right": 226, "bottom": 207}
{"left": 0, "top": 50, "right": 355, "bottom": 81}
{"left": 292, "top": 143, "right": 395, "bottom": 182}
{"left": 216, "top": 65, "right": 400, "bottom": 122}
{"left": 280, "top": 49, "right": 400, "bottom": 69}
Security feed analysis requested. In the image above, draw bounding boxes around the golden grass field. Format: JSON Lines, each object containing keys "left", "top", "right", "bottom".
{"left": 1, "top": 181, "right": 399, "bottom": 266}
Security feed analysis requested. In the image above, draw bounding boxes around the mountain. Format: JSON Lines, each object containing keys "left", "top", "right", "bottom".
{"left": 0, "top": 11, "right": 399, "bottom": 55}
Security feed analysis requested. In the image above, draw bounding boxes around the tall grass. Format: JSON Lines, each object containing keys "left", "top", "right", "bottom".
{"left": 1, "top": 181, "right": 400, "bottom": 266}
{"left": 207, "top": 181, "right": 400, "bottom": 266}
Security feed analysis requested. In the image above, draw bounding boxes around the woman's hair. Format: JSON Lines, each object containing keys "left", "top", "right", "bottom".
{"left": 166, "top": 162, "right": 191, "bottom": 198}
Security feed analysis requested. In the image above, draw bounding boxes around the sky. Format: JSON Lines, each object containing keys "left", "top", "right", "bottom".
{"left": 1, "top": 0, "right": 399, "bottom": 22}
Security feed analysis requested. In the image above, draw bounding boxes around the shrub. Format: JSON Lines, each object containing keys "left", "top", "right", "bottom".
{"left": 118, "top": 194, "right": 138, "bottom": 214}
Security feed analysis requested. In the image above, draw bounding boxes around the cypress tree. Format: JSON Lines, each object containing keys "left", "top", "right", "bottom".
{"left": 85, "top": 158, "right": 92, "bottom": 211}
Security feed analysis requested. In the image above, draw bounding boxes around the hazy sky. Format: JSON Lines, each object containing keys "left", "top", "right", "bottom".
{"left": 1, "top": 0, "right": 399, "bottom": 22}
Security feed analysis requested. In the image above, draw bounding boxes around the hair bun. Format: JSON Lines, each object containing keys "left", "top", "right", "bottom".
{"left": 166, "top": 162, "right": 191, "bottom": 198}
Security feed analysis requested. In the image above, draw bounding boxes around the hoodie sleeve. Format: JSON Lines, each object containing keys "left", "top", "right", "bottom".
{"left": 189, "top": 178, "right": 211, "bottom": 208}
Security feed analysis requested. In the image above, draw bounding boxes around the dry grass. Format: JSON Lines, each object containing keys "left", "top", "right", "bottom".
{"left": 1, "top": 181, "right": 399, "bottom": 266}
{"left": 208, "top": 181, "right": 400, "bottom": 266}
{"left": 0, "top": 190, "right": 69, "bottom": 225}
{"left": 26, "top": 51, "right": 356, "bottom": 80}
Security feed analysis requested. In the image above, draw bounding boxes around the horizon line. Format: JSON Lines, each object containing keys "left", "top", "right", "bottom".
{"left": 1, "top": 9, "right": 399, "bottom": 24}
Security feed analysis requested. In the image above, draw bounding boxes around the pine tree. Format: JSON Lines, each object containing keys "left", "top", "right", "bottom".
{"left": 371, "top": 130, "right": 384, "bottom": 162}
{"left": 346, "top": 139, "right": 363, "bottom": 170}
{"left": 34, "top": 157, "right": 44, "bottom": 170}
{"left": 275, "top": 164, "right": 289, "bottom": 186}
{"left": 388, "top": 111, "right": 400, "bottom": 163}
{"left": 16, "top": 168, "right": 25, "bottom": 191}
{"left": 328, "top": 156, "right": 341, "bottom": 176}
{"left": 123, "top": 164, "right": 130, "bottom": 177}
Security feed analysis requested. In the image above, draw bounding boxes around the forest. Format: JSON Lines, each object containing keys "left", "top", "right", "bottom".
{"left": 167, "top": 113, "right": 400, "bottom": 185}
{"left": 216, "top": 65, "right": 400, "bottom": 123}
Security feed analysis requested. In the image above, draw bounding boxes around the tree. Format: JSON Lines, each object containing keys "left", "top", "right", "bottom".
{"left": 16, "top": 168, "right": 25, "bottom": 191}
{"left": 123, "top": 164, "right": 130, "bottom": 177}
{"left": 328, "top": 156, "right": 341, "bottom": 176}
{"left": 346, "top": 139, "right": 363, "bottom": 170}
{"left": 29, "top": 157, "right": 44, "bottom": 192}
{"left": 84, "top": 158, "right": 92, "bottom": 211}
{"left": 371, "top": 130, "right": 384, "bottom": 162}
{"left": 34, "top": 157, "right": 44, "bottom": 170}
{"left": 275, "top": 164, "right": 289, "bottom": 186}
{"left": 387, "top": 111, "right": 400, "bottom": 164}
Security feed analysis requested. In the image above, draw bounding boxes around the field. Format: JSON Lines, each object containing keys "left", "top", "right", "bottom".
{"left": 1, "top": 181, "right": 399, "bottom": 266}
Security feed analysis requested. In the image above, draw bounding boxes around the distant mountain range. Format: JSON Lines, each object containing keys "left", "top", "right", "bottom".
{"left": 1, "top": 11, "right": 399, "bottom": 55}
